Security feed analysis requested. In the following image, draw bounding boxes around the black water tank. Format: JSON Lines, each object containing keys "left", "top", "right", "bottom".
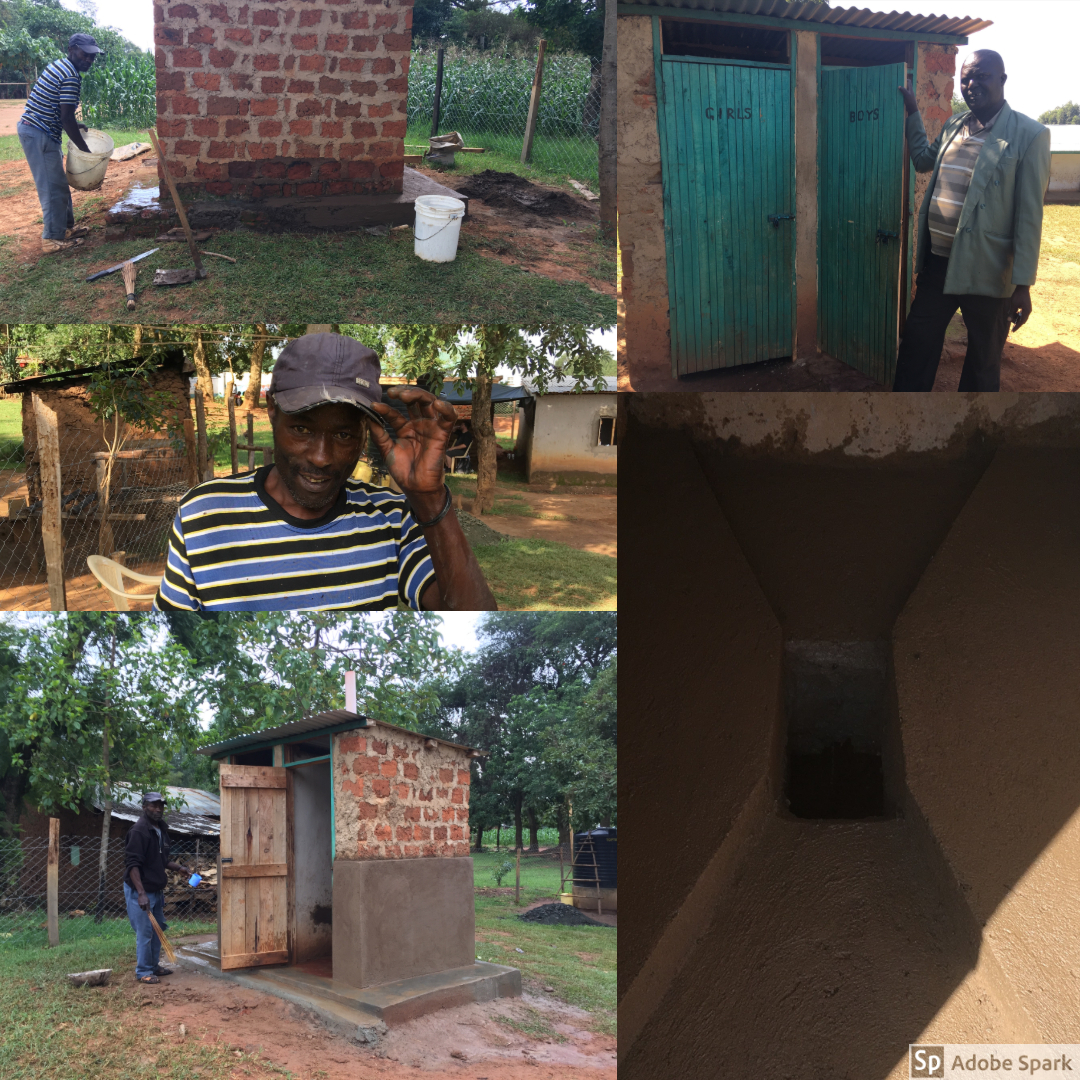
{"left": 572, "top": 828, "right": 617, "bottom": 889}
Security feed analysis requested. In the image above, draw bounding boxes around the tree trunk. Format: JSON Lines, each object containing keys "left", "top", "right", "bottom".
{"left": 472, "top": 367, "right": 497, "bottom": 514}
{"left": 473, "top": 823, "right": 484, "bottom": 852}
{"left": 597, "top": 0, "right": 617, "bottom": 242}
{"left": 242, "top": 324, "right": 267, "bottom": 411}
{"left": 95, "top": 632, "right": 115, "bottom": 924}
{"left": 513, "top": 792, "right": 524, "bottom": 851}
{"left": 526, "top": 806, "right": 540, "bottom": 853}
{"left": 557, "top": 801, "right": 570, "bottom": 848}
{"left": 192, "top": 334, "right": 214, "bottom": 402}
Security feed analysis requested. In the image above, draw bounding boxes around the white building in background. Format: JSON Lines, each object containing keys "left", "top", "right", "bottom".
{"left": 1047, "top": 125, "right": 1080, "bottom": 195}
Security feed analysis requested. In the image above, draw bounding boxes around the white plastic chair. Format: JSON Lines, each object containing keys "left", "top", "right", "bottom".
{"left": 86, "top": 555, "right": 163, "bottom": 611}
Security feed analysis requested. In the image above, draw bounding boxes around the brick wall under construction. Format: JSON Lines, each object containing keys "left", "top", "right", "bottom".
{"left": 333, "top": 725, "right": 471, "bottom": 860}
{"left": 154, "top": 0, "right": 413, "bottom": 200}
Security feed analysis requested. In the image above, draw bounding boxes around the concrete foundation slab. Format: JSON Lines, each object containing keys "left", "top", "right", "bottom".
{"left": 176, "top": 940, "right": 520, "bottom": 1031}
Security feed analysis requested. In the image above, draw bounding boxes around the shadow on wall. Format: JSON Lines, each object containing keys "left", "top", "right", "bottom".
{"left": 620, "top": 393, "right": 1080, "bottom": 1079}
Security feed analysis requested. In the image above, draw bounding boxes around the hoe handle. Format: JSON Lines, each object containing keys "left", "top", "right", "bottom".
{"left": 148, "top": 128, "right": 205, "bottom": 279}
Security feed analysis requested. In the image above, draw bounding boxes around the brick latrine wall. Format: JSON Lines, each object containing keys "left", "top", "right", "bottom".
{"left": 154, "top": 0, "right": 413, "bottom": 199}
{"left": 913, "top": 44, "right": 958, "bottom": 240}
{"left": 333, "top": 727, "right": 471, "bottom": 860}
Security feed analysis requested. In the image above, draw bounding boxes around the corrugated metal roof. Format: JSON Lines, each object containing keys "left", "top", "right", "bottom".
{"left": 624, "top": 0, "right": 992, "bottom": 39}
{"left": 525, "top": 376, "right": 618, "bottom": 394}
{"left": 90, "top": 785, "right": 221, "bottom": 836}
{"left": 197, "top": 710, "right": 481, "bottom": 759}
{"left": 1048, "top": 125, "right": 1080, "bottom": 153}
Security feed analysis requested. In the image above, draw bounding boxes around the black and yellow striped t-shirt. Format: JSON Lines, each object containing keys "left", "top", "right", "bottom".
{"left": 154, "top": 467, "right": 436, "bottom": 611}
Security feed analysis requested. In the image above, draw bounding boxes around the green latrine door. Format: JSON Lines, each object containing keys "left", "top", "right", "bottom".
{"left": 658, "top": 59, "right": 794, "bottom": 376}
{"left": 818, "top": 62, "right": 907, "bottom": 385}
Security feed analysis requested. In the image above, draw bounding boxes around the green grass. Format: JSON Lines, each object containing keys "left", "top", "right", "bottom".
{"left": 0, "top": 229, "right": 615, "bottom": 324}
{"left": 1041, "top": 204, "right": 1080, "bottom": 267}
{"left": 470, "top": 851, "right": 615, "bottom": 1034}
{"left": 0, "top": 398, "right": 25, "bottom": 464}
{"left": 0, "top": 128, "right": 146, "bottom": 164}
{"left": 473, "top": 536, "right": 616, "bottom": 610}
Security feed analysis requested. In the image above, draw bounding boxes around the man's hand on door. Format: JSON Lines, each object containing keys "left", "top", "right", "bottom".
{"left": 898, "top": 86, "right": 918, "bottom": 117}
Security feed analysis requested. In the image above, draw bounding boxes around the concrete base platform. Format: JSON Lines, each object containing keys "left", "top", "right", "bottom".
{"left": 176, "top": 940, "right": 520, "bottom": 1034}
{"left": 105, "top": 168, "right": 467, "bottom": 238}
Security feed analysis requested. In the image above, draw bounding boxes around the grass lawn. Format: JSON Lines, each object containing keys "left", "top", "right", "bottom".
{"left": 0, "top": 128, "right": 146, "bottom": 164}
{"left": 0, "top": 398, "right": 24, "bottom": 464}
{"left": 0, "top": 227, "right": 615, "bottom": 324}
{"left": 470, "top": 850, "right": 616, "bottom": 1036}
{"left": 1041, "top": 204, "right": 1080, "bottom": 266}
{"left": 473, "top": 536, "right": 616, "bottom": 610}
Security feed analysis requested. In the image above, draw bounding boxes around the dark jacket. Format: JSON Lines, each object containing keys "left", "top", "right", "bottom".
{"left": 124, "top": 814, "right": 171, "bottom": 893}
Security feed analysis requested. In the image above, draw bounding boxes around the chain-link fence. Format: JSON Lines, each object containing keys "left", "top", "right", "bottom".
{"left": 0, "top": 835, "right": 220, "bottom": 949}
{"left": 407, "top": 46, "right": 600, "bottom": 189}
{"left": 0, "top": 389, "right": 194, "bottom": 611}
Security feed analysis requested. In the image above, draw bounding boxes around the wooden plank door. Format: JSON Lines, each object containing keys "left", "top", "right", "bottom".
{"left": 818, "top": 62, "right": 907, "bottom": 386}
{"left": 659, "top": 59, "right": 794, "bottom": 376}
{"left": 218, "top": 764, "right": 289, "bottom": 970}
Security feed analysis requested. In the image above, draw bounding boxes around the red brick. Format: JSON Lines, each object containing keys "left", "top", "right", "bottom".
{"left": 414, "top": 825, "right": 431, "bottom": 841}
{"left": 259, "top": 28, "right": 276, "bottom": 43}
{"left": 209, "top": 48, "right": 238, "bottom": 67}
{"left": 368, "top": 102, "right": 392, "bottom": 118}
{"left": 423, "top": 807, "right": 436, "bottom": 821}
{"left": 188, "top": 26, "right": 215, "bottom": 44}
{"left": 191, "top": 72, "right": 220, "bottom": 90}
{"left": 451, "top": 787, "right": 464, "bottom": 804}
{"left": 228, "top": 161, "right": 257, "bottom": 178}
{"left": 225, "top": 117, "right": 250, "bottom": 135}
{"left": 370, "top": 776, "right": 391, "bottom": 797}
{"left": 393, "top": 782, "right": 410, "bottom": 799}
{"left": 168, "top": 2, "right": 198, "bottom": 16}
{"left": 286, "top": 161, "right": 312, "bottom": 178}
{"left": 208, "top": 140, "right": 237, "bottom": 157}
{"left": 348, "top": 122, "right": 377, "bottom": 140}
{"left": 206, "top": 96, "right": 237, "bottom": 115}
{"left": 436, "top": 787, "right": 448, "bottom": 800}
{"left": 403, "top": 763, "right": 419, "bottom": 780}
{"left": 352, "top": 755, "right": 378, "bottom": 774}
{"left": 289, "top": 118, "right": 313, "bottom": 136}
{"left": 351, "top": 35, "right": 377, "bottom": 51}
{"left": 204, "top": 181, "right": 233, "bottom": 195}
{"left": 403, "top": 9, "right": 412, "bottom": 30}
{"left": 225, "top": 27, "right": 254, "bottom": 43}
{"left": 192, "top": 117, "right": 220, "bottom": 136}
{"left": 395, "top": 825, "right": 411, "bottom": 841}
{"left": 157, "top": 70, "right": 186, "bottom": 91}
{"left": 254, "top": 54, "right": 280, "bottom": 71}
{"left": 172, "top": 94, "right": 201, "bottom": 114}
{"left": 249, "top": 141, "right": 279, "bottom": 158}
{"left": 338, "top": 733, "right": 365, "bottom": 753}
{"left": 337, "top": 57, "right": 366, "bottom": 73}
{"left": 374, "top": 13, "right": 398, "bottom": 30}
{"left": 383, "top": 33, "right": 412, "bottom": 50}
{"left": 457, "top": 769, "right": 470, "bottom": 785}
{"left": 174, "top": 138, "right": 201, "bottom": 156}
{"left": 154, "top": 0, "right": 164, "bottom": 23}
{"left": 172, "top": 47, "right": 203, "bottom": 66}
{"left": 923, "top": 47, "right": 956, "bottom": 75}
{"left": 194, "top": 160, "right": 226, "bottom": 180}
{"left": 325, "top": 33, "right": 348, "bottom": 51}
{"left": 450, "top": 825, "right": 464, "bottom": 840}
{"left": 259, "top": 77, "right": 285, "bottom": 94}
{"left": 335, "top": 101, "right": 364, "bottom": 118}
{"left": 230, "top": 73, "right": 254, "bottom": 92}
{"left": 433, "top": 826, "right": 447, "bottom": 841}
{"left": 287, "top": 79, "right": 315, "bottom": 94}
{"left": 260, "top": 161, "right": 287, "bottom": 178}
{"left": 380, "top": 159, "right": 404, "bottom": 179}
{"left": 356, "top": 801, "right": 378, "bottom": 820}
{"left": 208, "top": 3, "right": 230, "bottom": 20}
{"left": 352, "top": 79, "right": 379, "bottom": 96}
{"left": 319, "top": 76, "right": 344, "bottom": 94}
{"left": 291, "top": 32, "right": 318, "bottom": 48}
{"left": 320, "top": 120, "right": 344, "bottom": 138}
{"left": 370, "top": 57, "right": 394, "bottom": 75}
{"left": 374, "top": 823, "right": 392, "bottom": 841}
{"left": 298, "top": 54, "right": 325, "bottom": 72}
{"left": 439, "top": 768, "right": 454, "bottom": 783}
{"left": 386, "top": 76, "right": 408, "bottom": 94}
{"left": 156, "top": 26, "right": 184, "bottom": 45}
{"left": 404, "top": 806, "right": 421, "bottom": 822}
{"left": 258, "top": 119, "right": 282, "bottom": 136}
{"left": 401, "top": 54, "right": 410, "bottom": 75}
{"left": 442, "top": 807, "right": 454, "bottom": 822}
{"left": 418, "top": 788, "right": 433, "bottom": 802}
{"left": 251, "top": 98, "right": 278, "bottom": 116}
{"left": 299, "top": 9, "right": 324, "bottom": 25}
{"left": 157, "top": 118, "right": 187, "bottom": 137}
{"left": 155, "top": 46, "right": 167, "bottom": 69}
{"left": 371, "top": 739, "right": 388, "bottom": 755}
{"left": 252, "top": 8, "right": 280, "bottom": 25}
{"left": 380, "top": 760, "right": 398, "bottom": 777}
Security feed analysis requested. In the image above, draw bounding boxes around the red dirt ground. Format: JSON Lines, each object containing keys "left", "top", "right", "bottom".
{"left": 131, "top": 959, "right": 616, "bottom": 1080}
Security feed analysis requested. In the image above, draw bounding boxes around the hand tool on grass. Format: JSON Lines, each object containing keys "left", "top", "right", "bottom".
{"left": 85, "top": 247, "right": 158, "bottom": 283}
{"left": 147, "top": 128, "right": 207, "bottom": 286}
{"left": 147, "top": 909, "right": 178, "bottom": 963}
{"left": 122, "top": 260, "right": 137, "bottom": 309}
{"left": 199, "top": 250, "right": 236, "bottom": 263}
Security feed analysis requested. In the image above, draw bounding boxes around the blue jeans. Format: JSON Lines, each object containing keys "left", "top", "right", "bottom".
{"left": 17, "top": 120, "right": 74, "bottom": 240}
{"left": 124, "top": 881, "right": 166, "bottom": 978}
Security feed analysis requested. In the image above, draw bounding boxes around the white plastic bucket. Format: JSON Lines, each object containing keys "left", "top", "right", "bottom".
{"left": 66, "top": 129, "right": 115, "bottom": 191}
{"left": 413, "top": 194, "right": 466, "bottom": 263}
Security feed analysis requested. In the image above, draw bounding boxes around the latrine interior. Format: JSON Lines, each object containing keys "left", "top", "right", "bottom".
{"left": 661, "top": 20, "right": 789, "bottom": 63}
{"left": 289, "top": 738, "right": 333, "bottom": 969}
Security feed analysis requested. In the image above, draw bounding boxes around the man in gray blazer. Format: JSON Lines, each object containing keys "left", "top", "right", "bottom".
{"left": 894, "top": 51, "right": 1051, "bottom": 391}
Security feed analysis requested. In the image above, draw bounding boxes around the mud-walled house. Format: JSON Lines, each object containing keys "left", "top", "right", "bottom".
{"left": 197, "top": 705, "right": 521, "bottom": 1019}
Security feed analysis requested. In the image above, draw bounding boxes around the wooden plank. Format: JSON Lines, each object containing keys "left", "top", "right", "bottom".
{"left": 219, "top": 767, "right": 287, "bottom": 789}
{"left": 194, "top": 387, "right": 210, "bottom": 482}
{"left": 47, "top": 817, "right": 59, "bottom": 947}
{"left": 182, "top": 417, "right": 199, "bottom": 489}
{"left": 32, "top": 395, "right": 66, "bottom": 611}
{"left": 521, "top": 39, "right": 547, "bottom": 164}
{"left": 221, "top": 863, "right": 287, "bottom": 879}
{"left": 220, "top": 949, "right": 289, "bottom": 971}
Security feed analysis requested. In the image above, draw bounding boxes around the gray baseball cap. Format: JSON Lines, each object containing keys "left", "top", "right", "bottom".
{"left": 69, "top": 33, "right": 102, "bottom": 54}
{"left": 268, "top": 334, "right": 382, "bottom": 422}
{"left": 142, "top": 792, "right": 165, "bottom": 805}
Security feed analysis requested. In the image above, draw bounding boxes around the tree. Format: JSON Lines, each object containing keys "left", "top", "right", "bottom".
{"left": 375, "top": 325, "right": 610, "bottom": 513}
{"left": 952, "top": 94, "right": 968, "bottom": 115}
{"left": 242, "top": 324, "right": 269, "bottom": 410}
{"left": 1039, "top": 101, "right": 1080, "bottom": 125}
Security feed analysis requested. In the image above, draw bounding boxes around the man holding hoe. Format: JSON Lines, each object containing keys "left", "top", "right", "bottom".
{"left": 124, "top": 793, "right": 195, "bottom": 984}
{"left": 16, "top": 33, "right": 100, "bottom": 255}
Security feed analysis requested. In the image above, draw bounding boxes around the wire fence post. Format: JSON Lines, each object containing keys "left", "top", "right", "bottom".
{"left": 431, "top": 46, "right": 445, "bottom": 138}
{"left": 32, "top": 394, "right": 66, "bottom": 611}
{"left": 227, "top": 383, "right": 238, "bottom": 477}
{"left": 47, "top": 819, "right": 59, "bottom": 947}
{"left": 194, "top": 387, "right": 210, "bottom": 482}
{"left": 521, "top": 39, "right": 547, "bottom": 164}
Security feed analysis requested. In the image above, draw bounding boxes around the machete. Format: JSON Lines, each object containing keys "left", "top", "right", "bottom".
{"left": 86, "top": 248, "right": 159, "bottom": 283}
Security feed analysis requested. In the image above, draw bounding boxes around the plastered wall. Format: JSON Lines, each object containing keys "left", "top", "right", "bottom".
{"left": 526, "top": 393, "right": 617, "bottom": 483}
{"left": 912, "top": 43, "right": 957, "bottom": 261}
{"left": 291, "top": 760, "right": 332, "bottom": 962}
{"left": 333, "top": 725, "right": 470, "bottom": 860}
{"left": 155, "top": 0, "right": 411, "bottom": 199}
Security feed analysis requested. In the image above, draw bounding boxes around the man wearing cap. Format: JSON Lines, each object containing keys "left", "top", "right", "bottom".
{"left": 17, "top": 33, "right": 101, "bottom": 254}
{"left": 155, "top": 333, "right": 497, "bottom": 611}
{"left": 124, "top": 793, "right": 194, "bottom": 984}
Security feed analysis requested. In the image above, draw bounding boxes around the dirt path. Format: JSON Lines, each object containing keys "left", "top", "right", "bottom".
{"left": 135, "top": 963, "right": 615, "bottom": 1080}
{"left": 0, "top": 100, "right": 24, "bottom": 136}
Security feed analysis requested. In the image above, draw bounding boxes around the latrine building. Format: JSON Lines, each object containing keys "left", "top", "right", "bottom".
{"left": 618, "top": 0, "right": 993, "bottom": 390}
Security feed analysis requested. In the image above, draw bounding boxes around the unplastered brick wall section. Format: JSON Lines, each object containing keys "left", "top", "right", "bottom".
{"left": 333, "top": 727, "right": 471, "bottom": 860}
{"left": 155, "top": 0, "right": 413, "bottom": 199}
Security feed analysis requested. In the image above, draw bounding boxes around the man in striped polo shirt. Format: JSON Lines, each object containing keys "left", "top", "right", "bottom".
{"left": 17, "top": 33, "right": 100, "bottom": 254}
{"left": 893, "top": 50, "right": 1050, "bottom": 391}
{"left": 154, "top": 334, "right": 497, "bottom": 611}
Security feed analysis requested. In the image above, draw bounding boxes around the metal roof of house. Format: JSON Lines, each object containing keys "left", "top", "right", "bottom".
{"left": 525, "top": 376, "right": 618, "bottom": 394}
{"left": 620, "top": 0, "right": 992, "bottom": 39}
{"left": 197, "top": 710, "right": 482, "bottom": 759}
{"left": 91, "top": 785, "right": 221, "bottom": 836}
{"left": 1048, "top": 126, "right": 1080, "bottom": 153}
